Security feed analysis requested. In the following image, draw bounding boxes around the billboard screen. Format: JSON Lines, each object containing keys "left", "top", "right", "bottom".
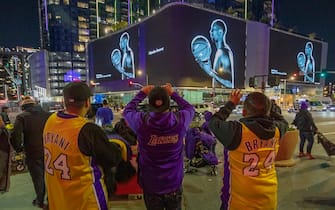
{"left": 88, "top": 4, "right": 246, "bottom": 91}
{"left": 88, "top": 26, "right": 146, "bottom": 91}
{"left": 269, "top": 29, "right": 323, "bottom": 83}
{"left": 144, "top": 4, "right": 246, "bottom": 88}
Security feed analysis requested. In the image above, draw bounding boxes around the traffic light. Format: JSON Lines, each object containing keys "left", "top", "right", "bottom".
{"left": 128, "top": 80, "right": 133, "bottom": 87}
{"left": 320, "top": 69, "right": 327, "bottom": 77}
{"left": 249, "top": 77, "right": 255, "bottom": 88}
{"left": 268, "top": 75, "right": 280, "bottom": 87}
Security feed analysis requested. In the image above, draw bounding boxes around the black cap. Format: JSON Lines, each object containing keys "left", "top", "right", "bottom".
{"left": 63, "top": 82, "right": 91, "bottom": 103}
{"left": 148, "top": 86, "right": 170, "bottom": 113}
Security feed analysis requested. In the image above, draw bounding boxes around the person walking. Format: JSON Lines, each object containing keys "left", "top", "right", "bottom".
{"left": 123, "top": 83, "right": 195, "bottom": 210}
{"left": 292, "top": 101, "right": 318, "bottom": 159}
{"left": 96, "top": 99, "right": 114, "bottom": 127}
{"left": 208, "top": 90, "right": 288, "bottom": 210}
{"left": 43, "top": 81, "right": 125, "bottom": 210}
{"left": 10, "top": 96, "right": 51, "bottom": 209}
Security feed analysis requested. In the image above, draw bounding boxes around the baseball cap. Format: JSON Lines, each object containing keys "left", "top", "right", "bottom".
{"left": 148, "top": 86, "right": 170, "bottom": 113}
{"left": 63, "top": 82, "right": 92, "bottom": 103}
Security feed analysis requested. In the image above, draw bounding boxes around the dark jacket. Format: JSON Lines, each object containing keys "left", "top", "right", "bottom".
{"left": 10, "top": 104, "right": 51, "bottom": 160}
{"left": 0, "top": 112, "right": 10, "bottom": 125}
{"left": 292, "top": 109, "right": 317, "bottom": 132}
{"left": 208, "top": 101, "right": 288, "bottom": 150}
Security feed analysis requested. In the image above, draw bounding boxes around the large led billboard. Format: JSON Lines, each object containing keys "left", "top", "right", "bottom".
{"left": 88, "top": 4, "right": 246, "bottom": 91}
{"left": 88, "top": 25, "right": 146, "bottom": 91}
{"left": 144, "top": 4, "right": 246, "bottom": 88}
{"left": 269, "top": 29, "right": 323, "bottom": 83}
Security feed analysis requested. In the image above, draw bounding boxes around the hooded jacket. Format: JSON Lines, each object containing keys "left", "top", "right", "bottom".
{"left": 292, "top": 109, "right": 317, "bottom": 132}
{"left": 208, "top": 101, "right": 288, "bottom": 150}
{"left": 123, "top": 91, "right": 195, "bottom": 194}
{"left": 10, "top": 104, "right": 51, "bottom": 160}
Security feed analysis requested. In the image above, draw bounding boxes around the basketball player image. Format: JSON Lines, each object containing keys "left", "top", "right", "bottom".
{"left": 191, "top": 19, "right": 234, "bottom": 88}
{"left": 297, "top": 42, "right": 315, "bottom": 83}
{"left": 111, "top": 32, "right": 135, "bottom": 80}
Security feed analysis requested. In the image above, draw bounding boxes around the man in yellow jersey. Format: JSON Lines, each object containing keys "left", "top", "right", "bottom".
{"left": 209, "top": 89, "right": 288, "bottom": 210}
{"left": 43, "top": 82, "right": 124, "bottom": 210}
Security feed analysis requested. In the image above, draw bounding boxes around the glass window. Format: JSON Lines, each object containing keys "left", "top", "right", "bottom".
{"left": 78, "top": 35, "right": 89, "bottom": 43}
{"left": 77, "top": 2, "right": 89, "bottom": 9}
{"left": 78, "top": 29, "right": 90, "bottom": 35}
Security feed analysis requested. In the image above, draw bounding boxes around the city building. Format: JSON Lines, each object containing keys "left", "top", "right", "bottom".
{"left": 0, "top": 47, "right": 38, "bottom": 103}
{"left": 88, "top": 3, "right": 328, "bottom": 108}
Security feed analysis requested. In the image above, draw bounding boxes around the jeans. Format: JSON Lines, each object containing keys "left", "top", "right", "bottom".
{"left": 26, "top": 157, "right": 45, "bottom": 204}
{"left": 143, "top": 188, "right": 183, "bottom": 210}
{"left": 299, "top": 131, "right": 314, "bottom": 153}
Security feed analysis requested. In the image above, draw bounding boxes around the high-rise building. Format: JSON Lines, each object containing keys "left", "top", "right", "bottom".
{"left": 37, "top": 0, "right": 120, "bottom": 97}
{"left": 0, "top": 47, "right": 38, "bottom": 102}
{"left": 34, "top": 0, "right": 276, "bottom": 98}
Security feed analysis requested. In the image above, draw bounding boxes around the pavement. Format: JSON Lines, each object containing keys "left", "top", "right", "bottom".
{"left": 2, "top": 111, "right": 335, "bottom": 209}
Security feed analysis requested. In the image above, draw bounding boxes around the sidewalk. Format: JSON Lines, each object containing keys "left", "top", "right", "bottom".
{"left": 3, "top": 111, "right": 335, "bottom": 209}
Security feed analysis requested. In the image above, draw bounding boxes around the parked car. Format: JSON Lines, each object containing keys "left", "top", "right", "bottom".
{"left": 193, "top": 103, "right": 210, "bottom": 114}
{"left": 309, "top": 100, "right": 327, "bottom": 111}
{"left": 327, "top": 104, "right": 335, "bottom": 111}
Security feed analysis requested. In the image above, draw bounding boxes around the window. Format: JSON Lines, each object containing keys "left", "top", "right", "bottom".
{"left": 77, "top": 2, "right": 89, "bottom": 9}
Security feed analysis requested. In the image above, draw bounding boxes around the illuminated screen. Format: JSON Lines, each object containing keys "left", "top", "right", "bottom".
{"left": 88, "top": 4, "right": 246, "bottom": 91}
{"left": 269, "top": 29, "right": 323, "bottom": 83}
{"left": 88, "top": 26, "right": 146, "bottom": 91}
{"left": 144, "top": 4, "right": 246, "bottom": 88}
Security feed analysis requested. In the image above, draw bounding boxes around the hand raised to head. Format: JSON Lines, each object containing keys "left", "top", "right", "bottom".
{"left": 230, "top": 89, "right": 242, "bottom": 106}
{"left": 162, "top": 83, "right": 174, "bottom": 96}
{"left": 141, "top": 85, "right": 155, "bottom": 95}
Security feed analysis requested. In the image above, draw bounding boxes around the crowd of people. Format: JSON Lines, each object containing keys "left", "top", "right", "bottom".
{"left": 0, "top": 80, "right": 324, "bottom": 210}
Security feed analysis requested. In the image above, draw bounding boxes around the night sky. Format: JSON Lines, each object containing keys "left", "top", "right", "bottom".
{"left": 0, "top": 0, "right": 334, "bottom": 69}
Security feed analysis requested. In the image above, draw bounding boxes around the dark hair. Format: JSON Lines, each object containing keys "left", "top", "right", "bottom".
{"left": 243, "top": 92, "right": 270, "bottom": 117}
{"left": 103, "top": 99, "right": 108, "bottom": 105}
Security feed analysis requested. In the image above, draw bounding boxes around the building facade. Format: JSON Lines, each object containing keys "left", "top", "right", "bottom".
{"left": 0, "top": 47, "right": 38, "bottom": 103}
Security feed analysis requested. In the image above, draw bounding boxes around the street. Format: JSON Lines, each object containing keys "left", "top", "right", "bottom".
{"left": 1, "top": 110, "right": 335, "bottom": 209}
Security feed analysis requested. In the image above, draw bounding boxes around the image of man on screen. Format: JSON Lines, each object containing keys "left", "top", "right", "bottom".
{"left": 191, "top": 19, "right": 234, "bottom": 88}
{"left": 111, "top": 32, "right": 135, "bottom": 80}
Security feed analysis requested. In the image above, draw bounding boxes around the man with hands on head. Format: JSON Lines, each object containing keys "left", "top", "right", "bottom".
{"left": 208, "top": 89, "right": 288, "bottom": 210}
{"left": 123, "top": 83, "right": 195, "bottom": 210}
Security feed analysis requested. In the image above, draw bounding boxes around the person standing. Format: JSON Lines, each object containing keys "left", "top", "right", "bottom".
{"left": 0, "top": 106, "right": 11, "bottom": 125}
{"left": 292, "top": 101, "right": 318, "bottom": 159}
{"left": 43, "top": 82, "right": 124, "bottom": 210}
{"left": 209, "top": 90, "right": 288, "bottom": 210}
{"left": 270, "top": 99, "right": 282, "bottom": 115}
{"left": 0, "top": 117, "right": 10, "bottom": 192}
{"left": 96, "top": 99, "right": 114, "bottom": 127}
{"left": 10, "top": 96, "right": 51, "bottom": 209}
{"left": 123, "top": 83, "right": 195, "bottom": 210}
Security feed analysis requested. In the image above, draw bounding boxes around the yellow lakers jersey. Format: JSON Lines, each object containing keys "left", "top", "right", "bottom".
{"left": 43, "top": 113, "right": 108, "bottom": 210}
{"left": 221, "top": 123, "right": 280, "bottom": 210}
